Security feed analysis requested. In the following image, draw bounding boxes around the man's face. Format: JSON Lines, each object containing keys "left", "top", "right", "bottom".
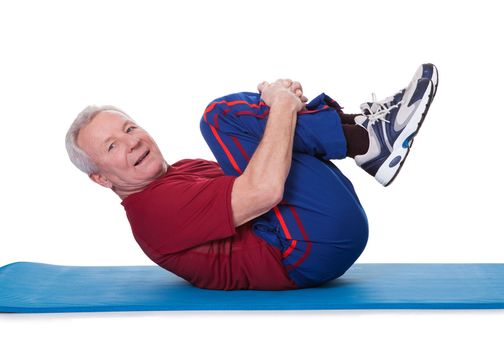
{"left": 77, "top": 111, "right": 167, "bottom": 197}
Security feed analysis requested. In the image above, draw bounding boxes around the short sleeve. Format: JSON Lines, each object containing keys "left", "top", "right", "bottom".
{"left": 125, "top": 175, "right": 238, "bottom": 254}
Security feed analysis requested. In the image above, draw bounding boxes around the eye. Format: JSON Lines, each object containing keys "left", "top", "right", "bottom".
{"left": 108, "top": 143, "right": 115, "bottom": 152}
{"left": 126, "top": 126, "right": 137, "bottom": 133}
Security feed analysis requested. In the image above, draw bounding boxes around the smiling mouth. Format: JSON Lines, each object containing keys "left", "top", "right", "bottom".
{"left": 134, "top": 150, "right": 150, "bottom": 166}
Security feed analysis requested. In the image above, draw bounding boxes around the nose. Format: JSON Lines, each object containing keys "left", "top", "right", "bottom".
{"left": 124, "top": 134, "right": 141, "bottom": 152}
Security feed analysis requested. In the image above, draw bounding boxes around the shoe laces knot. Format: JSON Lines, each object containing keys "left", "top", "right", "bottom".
{"left": 361, "top": 93, "right": 401, "bottom": 125}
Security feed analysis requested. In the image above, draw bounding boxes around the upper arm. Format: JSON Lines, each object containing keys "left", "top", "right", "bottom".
{"left": 231, "top": 174, "right": 281, "bottom": 227}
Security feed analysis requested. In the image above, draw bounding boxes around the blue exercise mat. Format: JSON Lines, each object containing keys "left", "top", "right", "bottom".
{"left": 1, "top": 262, "right": 503, "bottom": 313}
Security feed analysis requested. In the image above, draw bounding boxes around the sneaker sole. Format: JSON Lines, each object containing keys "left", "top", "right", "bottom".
{"left": 375, "top": 79, "right": 435, "bottom": 186}
{"left": 391, "top": 66, "right": 439, "bottom": 184}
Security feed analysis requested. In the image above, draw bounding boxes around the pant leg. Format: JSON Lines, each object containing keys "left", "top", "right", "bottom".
{"left": 263, "top": 153, "right": 368, "bottom": 287}
{"left": 200, "top": 92, "right": 368, "bottom": 288}
{"left": 199, "top": 91, "right": 347, "bottom": 177}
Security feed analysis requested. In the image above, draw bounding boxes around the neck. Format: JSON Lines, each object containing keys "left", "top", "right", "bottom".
{"left": 115, "top": 162, "right": 170, "bottom": 200}
{"left": 114, "top": 184, "right": 148, "bottom": 200}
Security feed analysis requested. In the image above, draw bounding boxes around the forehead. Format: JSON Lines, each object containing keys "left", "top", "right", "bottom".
{"left": 76, "top": 111, "right": 131, "bottom": 154}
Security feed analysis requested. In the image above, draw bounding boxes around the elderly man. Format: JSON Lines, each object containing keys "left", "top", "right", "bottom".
{"left": 66, "top": 64, "right": 438, "bottom": 290}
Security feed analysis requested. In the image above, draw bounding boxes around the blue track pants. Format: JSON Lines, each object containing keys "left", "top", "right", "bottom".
{"left": 200, "top": 92, "right": 368, "bottom": 288}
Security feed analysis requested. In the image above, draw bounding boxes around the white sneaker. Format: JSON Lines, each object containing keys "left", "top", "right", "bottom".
{"left": 354, "top": 76, "right": 435, "bottom": 186}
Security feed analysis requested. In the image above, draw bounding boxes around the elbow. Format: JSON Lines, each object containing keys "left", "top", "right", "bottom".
{"left": 266, "top": 186, "right": 284, "bottom": 208}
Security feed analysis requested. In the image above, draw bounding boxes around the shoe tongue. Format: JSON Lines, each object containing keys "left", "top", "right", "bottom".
{"left": 370, "top": 103, "right": 382, "bottom": 113}
{"left": 359, "top": 102, "right": 372, "bottom": 115}
{"left": 354, "top": 115, "right": 369, "bottom": 129}
{"left": 359, "top": 101, "right": 382, "bottom": 115}
{"left": 361, "top": 89, "right": 405, "bottom": 114}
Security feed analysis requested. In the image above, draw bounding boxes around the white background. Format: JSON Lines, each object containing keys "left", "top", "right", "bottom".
{"left": 1, "top": 0, "right": 503, "bottom": 349}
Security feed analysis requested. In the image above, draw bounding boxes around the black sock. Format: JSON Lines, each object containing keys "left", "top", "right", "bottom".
{"left": 342, "top": 124, "right": 369, "bottom": 158}
{"left": 339, "top": 113, "right": 361, "bottom": 125}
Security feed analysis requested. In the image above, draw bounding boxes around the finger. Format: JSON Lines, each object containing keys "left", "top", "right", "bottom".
{"left": 280, "top": 79, "right": 293, "bottom": 88}
{"left": 290, "top": 81, "right": 302, "bottom": 92}
{"left": 257, "top": 81, "right": 269, "bottom": 92}
{"left": 294, "top": 89, "right": 303, "bottom": 97}
{"left": 301, "top": 95, "right": 308, "bottom": 103}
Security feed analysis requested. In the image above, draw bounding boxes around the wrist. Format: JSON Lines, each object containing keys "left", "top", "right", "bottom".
{"left": 270, "top": 94, "right": 299, "bottom": 111}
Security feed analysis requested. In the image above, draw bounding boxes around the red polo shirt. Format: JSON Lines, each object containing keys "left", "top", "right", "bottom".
{"left": 121, "top": 158, "right": 297, "bottom": 290}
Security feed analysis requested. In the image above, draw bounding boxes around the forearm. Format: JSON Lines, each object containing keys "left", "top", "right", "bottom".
{"left": 242, "top": 100, "right": 298, "bottom": 201}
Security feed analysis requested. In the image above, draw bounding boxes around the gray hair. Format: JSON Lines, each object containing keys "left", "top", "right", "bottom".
{"left": 65, "top": 105, "right": 135, "bottom": 175}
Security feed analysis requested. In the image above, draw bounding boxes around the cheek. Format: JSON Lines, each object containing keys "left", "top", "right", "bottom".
{"left": 101, "top": 151, "right": 128, "bottom": 170}
{"left": 151, "top": 142, "right": 164, "bottom": 156}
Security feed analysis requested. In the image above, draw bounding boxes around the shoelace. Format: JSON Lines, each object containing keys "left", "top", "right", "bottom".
{"left": 360, "top": 93, "right": 402, "bottom": 125}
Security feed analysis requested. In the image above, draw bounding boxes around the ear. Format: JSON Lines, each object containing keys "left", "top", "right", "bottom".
{"left": 89, "top": 173, "right": 113, "bottom": 189}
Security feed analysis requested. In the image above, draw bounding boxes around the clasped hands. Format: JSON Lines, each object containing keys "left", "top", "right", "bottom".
{"left": 257, "top": 79, "right": 308, "bottom": 113}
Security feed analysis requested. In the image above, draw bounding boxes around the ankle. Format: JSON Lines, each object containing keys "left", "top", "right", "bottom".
{"left": 342, "top": 124, "right": 369, "bottom": 158}
{"left": 340, "top": 113, "right": 362, "bottom": 125}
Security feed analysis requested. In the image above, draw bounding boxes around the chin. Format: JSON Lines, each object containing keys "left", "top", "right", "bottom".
{"left": 144, "top": 160, "right": 166, "bottom": 179}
